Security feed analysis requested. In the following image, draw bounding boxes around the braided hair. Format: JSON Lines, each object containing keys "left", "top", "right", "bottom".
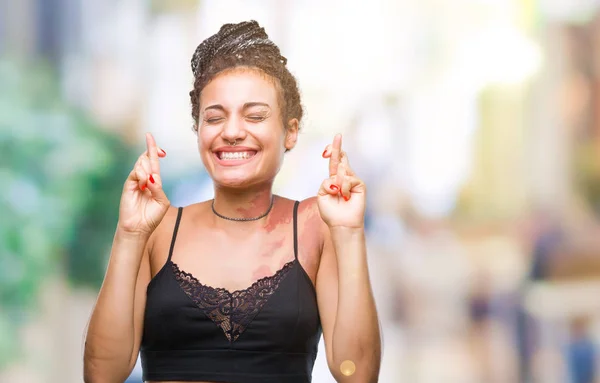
{"left": 189, "top": 21, "right": 303, "bottom": 132}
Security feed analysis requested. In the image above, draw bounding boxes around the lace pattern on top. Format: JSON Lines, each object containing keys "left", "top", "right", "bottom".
{"left": 172, "top": 260, "right": 295, "bottom": 342}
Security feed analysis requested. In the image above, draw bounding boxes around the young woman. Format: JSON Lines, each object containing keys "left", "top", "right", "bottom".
{"left": 84, "top": 20, "right": 381, "bottom": 383}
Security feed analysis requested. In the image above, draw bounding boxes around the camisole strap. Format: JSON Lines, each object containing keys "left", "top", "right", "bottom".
{"left": 167, "top": 207, "right": 183, "bottom": 263}
{"left": 293, "top": 201, "right": 299, "bottom": 260}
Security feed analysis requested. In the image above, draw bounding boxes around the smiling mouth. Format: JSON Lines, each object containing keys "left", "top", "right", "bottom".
{"left": 216, "top": 151, "right": 257, "bottom": 160}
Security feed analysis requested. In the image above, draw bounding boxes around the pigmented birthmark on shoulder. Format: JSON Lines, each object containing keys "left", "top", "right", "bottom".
{"left": 299, "top": 196, "right": 318, "bottom": 213}
{"left": 297, "top": 197, "right": 324, "bottom": 262}
{"left": 299, "top": 197, "right": 323, "bottom": 229}
{"left": 263, "top": 198, "right": 293, "bottom": 233}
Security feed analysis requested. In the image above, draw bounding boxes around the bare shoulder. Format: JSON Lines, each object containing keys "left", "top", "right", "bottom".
{"left": 148, "top": 201, "right": 210, "bottom": 259}
{"left": 298, "top": 196, "right": 327, "bottom": 250}
{"left": 297, "top": 196, "right": 318, "bottom": 218}
{"left": 147, "top": 205, "right": 180, "bottom": 255}
{"left": 155, "top": 205, "right": 181, "bottom": 233}
{"left": 298, "top": 196, "right": 324, "bottom": 226}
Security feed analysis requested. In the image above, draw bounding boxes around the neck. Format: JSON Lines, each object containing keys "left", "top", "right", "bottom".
{"left": 212, "top": 183, "right": 274, "bottom": 221}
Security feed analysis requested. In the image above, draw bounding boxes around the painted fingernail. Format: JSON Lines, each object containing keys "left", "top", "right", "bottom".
{"left": 141, "top": 185, "right": 147, "bottom": 191}
{"left": 322, "top": 149, "right": 328, "bottom": 158}
{"left": 160, "top": 149, "right": 167, "bottom": 155}
{"left": 330, "top": 184, "right": 339, "bottom": 191}
{"left": 149, "top": 175, "right": 155, "bottom": 184}
{"left": 343, "top": 195, "right": 350, "bottom": 201}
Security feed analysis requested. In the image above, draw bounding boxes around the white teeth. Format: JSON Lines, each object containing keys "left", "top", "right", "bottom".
{"left": 220, "top": 151, "right": 253, "bottom": 160}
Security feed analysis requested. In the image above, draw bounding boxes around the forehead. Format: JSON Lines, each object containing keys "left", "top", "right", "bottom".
{"left": 200, "top": 67, "right": 280, "bottom": 109}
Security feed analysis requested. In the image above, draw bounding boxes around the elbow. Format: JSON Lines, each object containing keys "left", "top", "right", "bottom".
{"left": 328, "top": 347, "right": 381, "bottom": 383}
{"left": 83, "top": 363, "right": 128, "bottom": 383}
{"left": 83, "top": 352, "right": 131, "bottom": 383}
{"left": 330, "top": 369, "right": 380, "bottom": 383}
{"left": 83, "top": 346, "right": 98, "bottom": 382}
{"left": 83, "top": 359, "right": 105, "bottom": 383}
{"left": 329, "top": 368, "right": 380, "bottom": 383}
{"left": 83, "top": 371, "right": 101, "bottom": 383}
{"left": 83, "top": 336, "right": 137, "bottom": 382}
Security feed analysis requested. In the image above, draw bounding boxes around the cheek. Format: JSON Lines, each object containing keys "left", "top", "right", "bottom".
{"left": 197, "top": 127, "right": 212, "bottom": 149}
{"left": 196, "top": 132, "right": 214, "bottom": 166}
{"left": 259, "top": 124, "right": 286, "bottom": 148}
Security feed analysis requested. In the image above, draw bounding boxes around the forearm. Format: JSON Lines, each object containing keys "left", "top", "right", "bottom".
{"left": 329, "top": 227, "right": 381, "bottom": 382}
{"left": 84, "top": 228, "right": 149, "bottom": 381}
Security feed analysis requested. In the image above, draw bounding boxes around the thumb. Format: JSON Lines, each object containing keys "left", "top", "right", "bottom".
{"left": 146, "top": 173, "right": 169, "bottom": 206}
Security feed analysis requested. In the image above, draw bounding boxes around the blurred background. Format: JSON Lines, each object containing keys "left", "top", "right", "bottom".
{"left": 3, "top": 0, "right": 600, "bottom": 382}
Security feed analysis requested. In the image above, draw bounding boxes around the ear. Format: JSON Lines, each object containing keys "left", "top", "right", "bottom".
{"left": 284, "top": 118, "right": 299, "bottom": 150}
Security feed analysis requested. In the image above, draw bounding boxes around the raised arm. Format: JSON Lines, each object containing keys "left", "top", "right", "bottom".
{"left": 84, "top": 133, "right": 170, "bottom": 382}
{"left": 315, "top": 134, "right": 381, "bottom": 382}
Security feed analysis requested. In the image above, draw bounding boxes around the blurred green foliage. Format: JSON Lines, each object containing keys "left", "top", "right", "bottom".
{"left": 0, "top": 59, "right": 136, "bottom": 368}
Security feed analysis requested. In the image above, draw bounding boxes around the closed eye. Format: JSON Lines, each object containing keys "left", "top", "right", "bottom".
{"left": 247, "top": 115, "right": 266, "bottom": 122}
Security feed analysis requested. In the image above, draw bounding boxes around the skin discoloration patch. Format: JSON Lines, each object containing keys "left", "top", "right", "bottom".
{"left": 263, "top": 199, "right": 292, "bottom": 233}
{"left": 251, "top": 264, "right": 276, "bottom": 280}
{"left": 251, "top": 255, "right": 294, "bottom": 280}
{"left": 299, "top": 200, "right": 324, "bottom": 253}
{"left": 259, "top": 236, "right": 286, "bottom": 257}
{"left": 234, "top": 191, "right": 273, "bottom": 217}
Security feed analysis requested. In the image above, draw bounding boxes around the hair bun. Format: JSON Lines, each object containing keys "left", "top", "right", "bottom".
{"left": 191, "top": 20, "right": 282, "bottom": 78}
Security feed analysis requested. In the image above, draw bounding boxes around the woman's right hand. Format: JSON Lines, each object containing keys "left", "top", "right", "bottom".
{"left": 118, "top": 132, "right": 171, "bottom": 236}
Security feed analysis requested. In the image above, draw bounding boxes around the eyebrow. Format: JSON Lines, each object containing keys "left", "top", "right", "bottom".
{"left": 203, "top": 102, "right": 271, "bottom": 112}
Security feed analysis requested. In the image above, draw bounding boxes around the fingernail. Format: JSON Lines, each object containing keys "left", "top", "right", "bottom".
{"left": 141, "top": 185, "right": 147, "bottom": 191}
{"left": 343, "top": 195, "right": 350, "bottom": 201}
{"left": 330, "top": 184, "right": 339, "bottom": 191}
{"left": 149, "top": 175, "right": 155, "bottom": 184}
{"left": 160, "top": 149, "right": 167, "bottom": 155}
{"left": 322, "top": 149, "right": 328, "bottom": 158}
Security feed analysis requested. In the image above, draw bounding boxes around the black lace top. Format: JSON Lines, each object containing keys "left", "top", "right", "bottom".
{"left": 140, "top": 201, "right": 322, "bottom": 383}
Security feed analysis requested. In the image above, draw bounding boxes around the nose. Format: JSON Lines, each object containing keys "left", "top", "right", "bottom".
{"left": 220, "top": 115, "right": 247, "bottom": 144}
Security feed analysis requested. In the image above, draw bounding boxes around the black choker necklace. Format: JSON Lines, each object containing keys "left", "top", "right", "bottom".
{"left": 211, "top": 196, "right": 275, "bottom": 222}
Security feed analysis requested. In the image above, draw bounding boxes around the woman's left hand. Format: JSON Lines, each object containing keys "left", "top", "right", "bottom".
{"left": 317, "top": 134, "right": 366, "bottom": 229}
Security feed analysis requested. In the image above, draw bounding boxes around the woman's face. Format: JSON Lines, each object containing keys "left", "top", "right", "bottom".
{"left": 197, "top": 68, "right": 298, "bottom": 189}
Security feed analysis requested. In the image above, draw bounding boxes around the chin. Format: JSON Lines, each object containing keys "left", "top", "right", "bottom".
{"left": 214, "top": 177, "right": 252, "bottom": 189}
{"left": 210, "top": 168, "right": 257, "bottom": 187}
{"left": 212, "top": 170, "right": 279, "bottom": 191}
